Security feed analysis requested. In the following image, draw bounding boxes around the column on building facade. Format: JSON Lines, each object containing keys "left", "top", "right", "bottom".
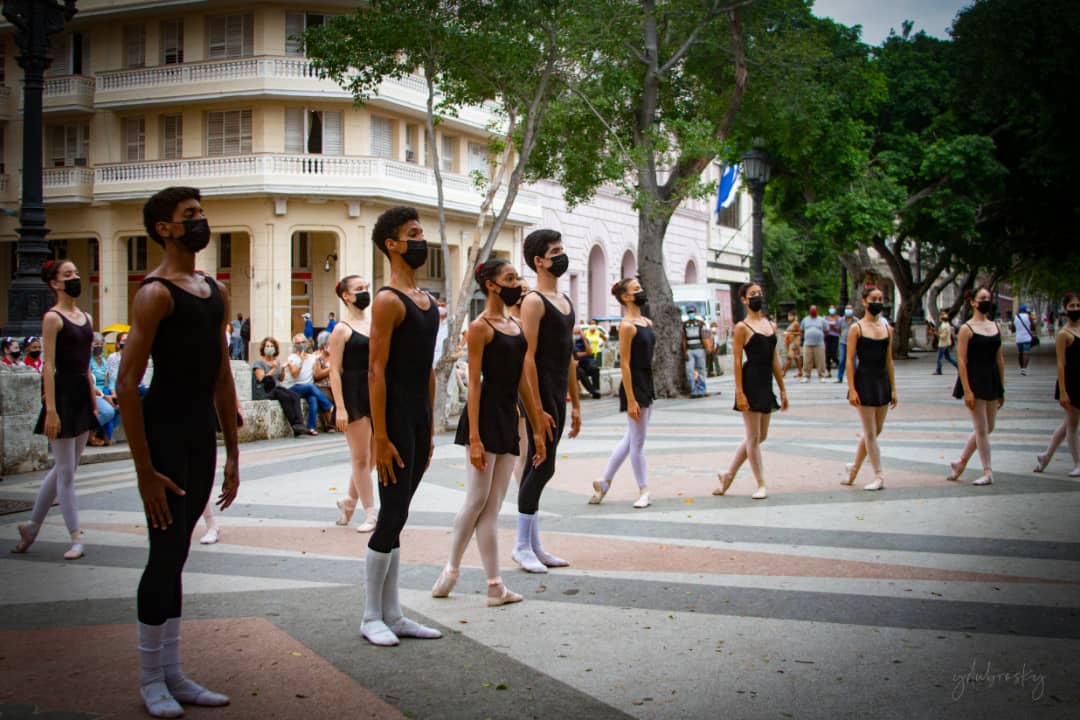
{"left": 99, "top": 225, "right": 127, "bottom": 328}
{"left": 249, "top": 221, "right": 291, "bottom": 351}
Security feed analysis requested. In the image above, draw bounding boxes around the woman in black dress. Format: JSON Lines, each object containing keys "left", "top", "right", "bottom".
{"left": 329, "top": 275, "right": 378, "bottom": 532}
{"left": 842, "top": 285, "right": 897, "bottom": 491}
{"left": 13, "top": 259, "right": 98, "bottom": 559}
{"left": 432, "top": 259, "right": 546, "bottom": 606}
{"left": 947, "top": 286, "right": 1005, "bottom": 486}
{"left": 590, "top": 277, "right": 656, "bottom": 508}
{"left": 1034, "top": 291, "right": 1080, "bottom": 477}
{"left": 714, "top": 282, "right": 788, "bottom": 500}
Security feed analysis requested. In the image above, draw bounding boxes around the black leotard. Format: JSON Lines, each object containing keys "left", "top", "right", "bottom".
{"left": 339, "top": 322, "right": 370, "bottom": 421}
{"left": 1054, "top": 331, "right": 1080, "bottom": 409}
{"left": 368, "top": 286, "right": 438, "bottom": 554}
{"left": 853, "top": 325, "right": 891, "bottom": 407}
{"left": 619, "top": 323, "right": 655, "bottom": 412}
{"left": 733, "top": 322, "right": 780, "bottom": 413}
{"left": 455, "top": 317, "right": 526, "bottom": 454}
{"left": 136, "top": 274, "right": 224, "bottom": 626}
{"left": 953, "top": 324, "right": 1004, "bottom": 401}
{"left": 34, "top": 310, "right": 98, "bottom": 438}
{"left": 519, "top": 291, "right": 574, "bottom": 515}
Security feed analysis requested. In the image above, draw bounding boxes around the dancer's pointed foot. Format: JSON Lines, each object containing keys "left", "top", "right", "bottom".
{"left": 335, "top": 498, "right": 356, "bottom": 526}
{"left": 863, "top": 475, "right": 885, "bottom": 491}
{"left": 198, "top": 528, "right": 218, "bottom": 545}
{"left": 487, "top": 578, "right": 523, "bottom": 607}
{"left": 356, "top": 507, "right": 378, "bottom": 533}
{"left": 972, "top": 473, "right": 993, "bottom": 486}
{"left": 141, "top": 681, "right": 184, "bottom": 718}
{"left": 1033, "top": 454, "right": 1049, "bottom": 473}
{"left": 1069, "top": 466, "right": 1080, "bottom": 478}
{"left": 361, "top": 620, "right": 400, "bottom": 646}
{"left": 751, "top": 486, "right": 768, "bottom": 500}
{"left": 946, "top": 461, "right": 965, "bottom": 482}
{"left": 589, "top": 480, "right": 609, "bottom": 504}
{"left": 712, "top": 471, "right": 735, "bottom": 496}
{"left": 534, "top": 545, "right": 569, "bottom": 567}
{"left": 11, "top": 522, "right": 38, "bottom": 554}
{"left": 389, "top": 617, "right": 442, "bottom": 639}
{"left": 511, "top": 546, "right": 548, "bottom": 573}
{"left": 167, "top": 677, "right": 230, "bottom": 706}
{"left": 841, "top": 463, "right": 857, "bottom": 486}
{"left": 431, "top": 566, "right": 459, "bottom": 598}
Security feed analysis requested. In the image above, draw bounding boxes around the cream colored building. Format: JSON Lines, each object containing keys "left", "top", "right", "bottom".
{"left": 1, "top": 0, "right": 745, "bottom": 349}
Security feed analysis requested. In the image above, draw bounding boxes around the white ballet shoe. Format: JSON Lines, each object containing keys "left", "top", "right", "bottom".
{"left": 431, "top": 566, "right": 459, "bottom": 598}
{"left": 841, "top": 463, "right": 857, "bottom": 486}
{"left": 198, "top": 528, "right": 218, "bottom": 545}
{"left": 141, "top": 681, "right": 184, "bottom": 718}
{"left": 632, "top": 491, "right": 651, "bottom": 509}
{"left": 360, "top": 620, "right": 400, "bottom": 647}
{"left": 1069, "top": 467, "right": 1080, "bottom": 478}
{"left": 356, "top": 507, "right": 378, "bottom": 533}
{"left": 511, "top": 546, "right": 548, "bottom": 573}
{"left": 63, "top": 542, "right": 85, "bottom": 560}
{"left": 533, "top": 546, "right": 570, "bottom": 567}
{"left": 589, "top": 480, "right": 609, "bottom": 504}
{"left": 751, "top": 486, "right": 768, "bottom": 500}
{"left": 863, "top": 476, "right": 885, "bottom": 491}
{"left": 712, "top": 471, "right": 735, "bottom": 496}
{"left": 388, "top": 617, "right": 442, "bottom": 639}
{"left": 1033, "top": 454, "right": 1049, "bottom": 473}
{"left": 168, "top": 678, "right": 230, "bottom": 706}
{"left": 972, "top": 474, "right": 993, "bottom": 486}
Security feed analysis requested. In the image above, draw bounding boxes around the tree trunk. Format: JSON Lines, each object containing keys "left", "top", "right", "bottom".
{"left": 638, "top": 210, "right": 687, "bottom": 397}
{"left": 871, "top": 235, "right": 951, "bottom": 358}
{"left": 948, "top": 271, "right": 976, "bottom": 323}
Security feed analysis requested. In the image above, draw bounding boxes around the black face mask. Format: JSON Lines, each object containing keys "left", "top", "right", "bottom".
{"left": 867, "top": 301, "right": 884, "bottom": 316}
{"left": 178, "top": 218, "right": 211, "bottom": 253}
{"left": 976, "top": 300, "right": 993, "bottom": 316}
{"left": 352, "top": 291, "right": 371, "bottom": 311}
{"left": 63, "top": 277, "right": 82, "bottom": 299}
{"left": 400, "top": 240, "right": 428, "bottom": 269}
{"left": 92, "top": 346, "right": 103, "bottom": 357}
{"left": 633, "top": 291, "right": 648, "bottom": 307}
{"left": 748, "top": 296, "right": 764, "bottom": 312}
{"left": 28, "top": 350, "right": 41, "bottom": 360}
{"left": 1068, "top": 309, "right": 1080, "bottom": 322}
{"left": 496, "top": 283, "right": 523, "bottom": 307}
{"left": 547, "top": 254, "right": 569, "bottom": 278}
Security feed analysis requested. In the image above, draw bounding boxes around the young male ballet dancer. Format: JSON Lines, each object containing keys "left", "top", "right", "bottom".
{"left": 514, "top": 229, "right": 581, "bottom": 573}
{"left": 117, "top": 186, "right": 239, "bottom": 717}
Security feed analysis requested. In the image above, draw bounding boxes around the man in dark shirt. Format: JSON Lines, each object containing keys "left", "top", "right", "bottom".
{"left": 574, "top": 326, "right": 601, "bottom": 399}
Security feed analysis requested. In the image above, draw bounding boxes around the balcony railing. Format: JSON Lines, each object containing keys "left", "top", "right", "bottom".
{"left": 93, "top": 154, "right": 541, "bottom": 223}
{"left": 42, "top": 75, "right": 96, "bottom": 110}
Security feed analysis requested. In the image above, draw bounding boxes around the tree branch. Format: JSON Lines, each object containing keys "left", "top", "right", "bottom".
{"left": 905, "top": 175, "right": 948, "bottom": 208}
{"left": 657, "top": 0, "right": 752, "bottom": 76}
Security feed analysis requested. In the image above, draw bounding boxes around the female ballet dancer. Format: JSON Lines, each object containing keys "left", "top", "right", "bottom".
{"left": 947, "top": 286, "right": 1005, "bottom": 486}
{"left": 713, "top": 282, "right": 788, "bottom": 500}
{"left": 1034, "top": 291, "right": 1080, "bottom": 477}
{"left": 842, "top": 285, "right": 897, "bottom": 491}
{"left": 432, "top": 259, "right": 547, "bottom": 605}
{"left": 590, "top": 277, "right": 656, "bottom": 508}
{"left": 329, "top": 275, "right": 378, "bottom": 533}
{"left": 12, "top": 259, "right": 98, "bottom": 559}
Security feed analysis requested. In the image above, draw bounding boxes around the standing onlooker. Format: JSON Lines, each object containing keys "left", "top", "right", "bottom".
{"left": 934, "top": 311, "right": 959, "bottom": 375}
{"left": 282, "top": 334, "right": 333, "bottom": 435}
{"left": 302, "top": 312, "right": 314, "bottom": 344}
{"left": 825, "top": 305, "right": 842, "bottom": 375}
{"left": 682, "top": 305, "right": 707, "bottom": 397}
{"left": 2, "top": 337, "right": 22, "bottom": 366}
{"left": 240, "top": 314, "right": 251, "bottom": 361}
{"left": 800, "top": 305, "right": 829, "bottom": 382}
{"left": 574, "top": 325, "right": 602, "bottom": 399}
{"left": 582, "top": 322, "right": 606, "bottom": 364}
{"left": 836, "top": 305, "right": 855, "bottom": 383}
{"left": 22, "top": 337, "right": 44, "bottom": 373}
{"left": 229, "top": 314, "right": 243, "bottom": 360}
{"left": 701, "top": 321, "right": 715, "bottom": 376}
{"left": 326, "top": 312, "right": 337, "bottom": 334}
{"left": 1013, "top": 303, "right": 1036, "bottom": 376}
{"left": 782, "top": 311, "right": 802, "bottom": 378}
{"left": 706, "top": 321, "right": 722, "bottom": 377}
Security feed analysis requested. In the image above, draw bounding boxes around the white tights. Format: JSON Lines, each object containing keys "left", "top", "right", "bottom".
{"left": 853, "top": 406, "right": 889, "bottom": 475}
{"left": 726, "top": 412, "right": 771, "bottom": 486}
{"left": 602, "top": 407, "right": 652, "bottom": 489}
{"left": 30, "top": 432, "right": 88, "bottom": 533}
{"left": 1042, "top": 406, "right": 1080, "bottom": 468}
{"left": 342, "top": 417, "right": 375, "bottom": 512}
{"left": 446, "top": 451, "right": 515, "bottom": 579}
{"left": 958, "top": 399, "right": 998, "bottom": 475}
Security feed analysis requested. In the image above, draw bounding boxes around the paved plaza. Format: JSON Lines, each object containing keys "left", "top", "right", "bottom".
{"left": 1, "top": 346, "right": 1078, "bottom": 719}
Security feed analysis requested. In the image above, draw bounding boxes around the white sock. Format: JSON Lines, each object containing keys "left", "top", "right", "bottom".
{"left": 138, "top": 622, "right": 183, "bottom": 718}
{"left": 514, "top": 513, "right": 533, "bottom": 552}
{"left": 161, "top": 618, "right": 229, "bottom": 706}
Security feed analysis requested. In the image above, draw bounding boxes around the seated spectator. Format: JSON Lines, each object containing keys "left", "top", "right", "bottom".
{"left": 282, "top": 333, "right": 333, "bottom": 435}
{"left": 1, "top": 337, "right": 21, "bottom": 366}
{"left": 313, "top": 331, "right": 336, "bottom": 432}
{"left": 252, "top": 336, "right": 308, "bottom": 437}
{"left": 574, "top": 325, "right": 601, "bottom": 399}
{"left": 89, "top": 332, "right": 118, "bottom": 446}
{"left": 22, "top": 336, "right": 43, "bottom": 373}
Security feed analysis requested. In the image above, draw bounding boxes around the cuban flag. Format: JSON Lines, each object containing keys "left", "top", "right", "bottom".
{"left": 715, "top": 163, "right": 740, "bottom": 214}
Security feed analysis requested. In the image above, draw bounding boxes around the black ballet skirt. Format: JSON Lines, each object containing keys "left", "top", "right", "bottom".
{"left": 734, "top": 324, "right": 780, "bottom": 413}
{"left": 1054, "top": 331, "right": 1080, "bottom": 409}
{"left": 953, "top": 327, "right": 1004, "bottom": 401}
{"left": 854, "top": 335, "right": 892, "bottom": 407}
{"left": 33, "top": 310, "right": 100, "bottom": 438}
{"left": 339, "top": 324, "right": 371, "bottom": 421}
{"left": 619, "top": 323, "right": 656, "bottom": 412}
{"left": 455, "top": 319, "right": 527, "bottom": 455}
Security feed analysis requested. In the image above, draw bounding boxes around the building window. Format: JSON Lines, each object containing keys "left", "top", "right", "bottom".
{"left": 207, "top": 14, "right": 254, "bottom": 59}
{"left": 440, "top": 135, "right": 454, "bottom": 173}
{"left": 292, "top": 232, "right": 310, "bottom": 269}
{"left": 426, "top": 245, "right": 444, "bottom": 280}
{"left": 285, "top": 108, "right": 342, "bottom": 155}
{"left": 48, "top": 32, "right": 89, "bottom": 75}
{"left": 162, "top": 114, "right": 183, "bottom": 159}
{"left": 123, "top": 24, "right": 145, "bottom": 68}
{"left": 405, "top": 124, "right": 419, "bottom": 163}
{"left": 127, "top": 236, "right": 148, "bottom": 272}
{"left": 218, "top": 232, "right": 232, "bottom": 269}
{"left": 161, "top": 20, "right": 184, "bottom": 64}
{"left": 467, "top": 141, "right": 489, "bottom": 179}
{"left": 206, "top": 109, "right": 252, "bottom": 156}
{"left": 0, "top": 39, "right": 6, "bottom": 83}
{"left": 48, "top": 124, "right": 89, "bottom": 167}
{"left": 88, "top": 239, "right": 100, "bottom": 273}
{"left": 716, "top": 192, "right": 741, "bottom": 229}
{"left": 124, "top": 117, "right": 145, "bottom": 161}
{"left": 370, "top": 116, "right": 392, "bottom": 158}
{"left": 285, "top": 12, "right": 327, "bottom": 57}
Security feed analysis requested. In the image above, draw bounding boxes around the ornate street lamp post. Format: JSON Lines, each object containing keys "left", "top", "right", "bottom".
{"left": 2, "top": 0, "right": 78, "bottom": 338}
{"left": 741, "top": 148, "right": 771, "bottom": 309}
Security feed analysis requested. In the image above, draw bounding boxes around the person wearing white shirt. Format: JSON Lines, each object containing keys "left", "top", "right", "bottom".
{"left": 1013, "top": 304, "right": 1036, "bottom": 375}
{"left": 283, "top": 334, "right": 332, "bottom": 434}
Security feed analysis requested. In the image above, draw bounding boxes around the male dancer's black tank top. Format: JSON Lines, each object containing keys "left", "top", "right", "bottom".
{"left": 455, "top": 318, "right": 527, "bottom": 454}
{"left": 952, "top": 324, "right": 1004, "bottom": 401}
{"left": 33, "top": 309, "right": 98, "bottom": 438}
{"left": 141, "top": 275, "right": 224, "bottom": 426}
{"left": 534, "top": 292, "right": 575, "bottom": 404}
{"left": 619, "top": 323, "right": 655, "bottom": 412}
{"left": 339, "top": 322, "right": 370, "bottom": 421}
{"left": 381, "top": 287, "right": 438, "bottom": 414}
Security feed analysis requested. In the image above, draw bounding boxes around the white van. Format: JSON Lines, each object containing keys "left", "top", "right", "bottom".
{"left": 671, "top": 283, "right": 735, "bottom": 330}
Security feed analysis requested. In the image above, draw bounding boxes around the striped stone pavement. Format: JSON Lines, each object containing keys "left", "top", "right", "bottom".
{"left": 1, "top": 345, "right": 1077, "bottom": 719}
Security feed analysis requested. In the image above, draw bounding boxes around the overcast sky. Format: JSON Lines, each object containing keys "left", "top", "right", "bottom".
{"left": 811, "top": 0, "right": 974, "bottom": 46}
